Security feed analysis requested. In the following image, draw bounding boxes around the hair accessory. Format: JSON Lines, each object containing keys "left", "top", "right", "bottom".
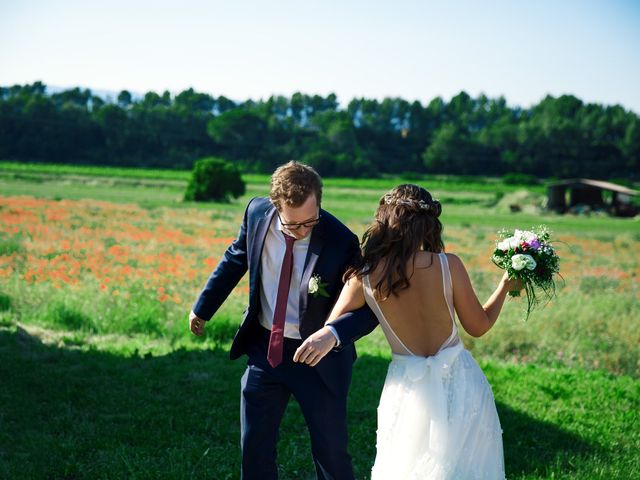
{"left": 383, "top": 194, "right": 438, "bottom": 213}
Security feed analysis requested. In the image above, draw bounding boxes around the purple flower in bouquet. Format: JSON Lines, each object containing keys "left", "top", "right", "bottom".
{"left": 528, "top": 238, "right": 541, "bottom": 251}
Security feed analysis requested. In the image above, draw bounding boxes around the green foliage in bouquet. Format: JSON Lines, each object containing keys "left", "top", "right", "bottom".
{"left": 492, "top": 226, "right": 560, "bottom": 320}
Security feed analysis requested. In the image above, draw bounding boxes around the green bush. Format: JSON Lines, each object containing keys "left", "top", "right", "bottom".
{"left": 184, "top": 157, "right": 245, "bottom": 202}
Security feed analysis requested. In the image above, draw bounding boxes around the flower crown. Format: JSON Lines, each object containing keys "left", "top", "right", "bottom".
{"left": 383, "top": 194, "right": 439, "bottom": 214}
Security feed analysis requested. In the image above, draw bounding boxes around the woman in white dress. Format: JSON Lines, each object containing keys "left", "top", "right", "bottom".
{"left": 296, "top": 184, "right": 522, "bottom": 479}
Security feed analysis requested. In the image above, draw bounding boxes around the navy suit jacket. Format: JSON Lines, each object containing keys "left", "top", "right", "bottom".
{"left": 192, "top": 197, "right": 378, "bottom": 394}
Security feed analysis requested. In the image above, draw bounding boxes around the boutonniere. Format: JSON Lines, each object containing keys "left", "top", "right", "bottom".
{"left": 308, "top": 274, "right": 330, "bottom": 298}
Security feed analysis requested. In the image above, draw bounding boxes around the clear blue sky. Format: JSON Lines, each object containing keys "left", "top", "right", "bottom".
{"left": 1, "top": 0, "right": 639, "bottom": 112}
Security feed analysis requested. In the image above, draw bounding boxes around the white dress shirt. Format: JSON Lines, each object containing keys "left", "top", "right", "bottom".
{"left": 257, "top": 213, "right": 341, "bottom": 346}
{"left": 258, "top": 215, "right": 311, "bottom": 339}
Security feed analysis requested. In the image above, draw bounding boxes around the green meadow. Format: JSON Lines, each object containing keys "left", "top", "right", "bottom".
{"left": 0, "top": 162, "right": 638, "bottom": 479}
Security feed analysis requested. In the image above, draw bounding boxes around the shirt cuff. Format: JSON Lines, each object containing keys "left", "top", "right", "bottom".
{"left": 325, "top": 325, "right": 341, "bottom": 348}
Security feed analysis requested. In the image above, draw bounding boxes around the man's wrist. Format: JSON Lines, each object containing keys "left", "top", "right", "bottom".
{"left": 325, "top": 325, "right": 341, "bottom": 348}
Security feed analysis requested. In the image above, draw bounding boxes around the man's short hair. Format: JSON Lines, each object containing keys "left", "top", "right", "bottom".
{"left": 270, "top": 161, "right": 323, "bottom": 210}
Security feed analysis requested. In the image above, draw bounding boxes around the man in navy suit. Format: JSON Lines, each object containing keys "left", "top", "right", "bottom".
{"left": 189, "top": 161, "right": 377, "bottom": 479}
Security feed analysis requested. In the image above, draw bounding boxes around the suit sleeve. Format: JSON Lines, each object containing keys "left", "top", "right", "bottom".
{"left": 191, "top": 199, "right": 252, "bottom": 321}
{"left": 329, "top": 307, "right": 378, "bottom": 347}
{"left": 328, "top": 231, "right": 378, "bottom": 347}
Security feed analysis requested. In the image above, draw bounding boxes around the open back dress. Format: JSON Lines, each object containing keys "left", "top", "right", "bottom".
{"left": 364, "top": 253, "right": 506, "bottom": 480}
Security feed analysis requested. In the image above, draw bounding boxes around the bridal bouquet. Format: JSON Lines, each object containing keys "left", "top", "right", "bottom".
{"left": 491, "top": 226, "right": 560, "bottom": 320}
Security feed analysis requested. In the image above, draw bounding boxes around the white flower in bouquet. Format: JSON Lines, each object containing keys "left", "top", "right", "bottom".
{"left": 497, "top": 236, "right": 520, "bottom": 251}
{"left": 511, "top": 254, "right": 537, "bottom": 271}
{"left": 514, "top": 229, "right": 541, "bottom": 250}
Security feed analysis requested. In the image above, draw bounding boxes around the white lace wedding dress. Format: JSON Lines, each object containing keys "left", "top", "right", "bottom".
{"left": 364, "top": 253, "right": 506, "bottom": 480}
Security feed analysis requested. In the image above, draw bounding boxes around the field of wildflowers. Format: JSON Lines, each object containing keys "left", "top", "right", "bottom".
{"left": 0, "top": 165, "right": 638, "bottom": 479}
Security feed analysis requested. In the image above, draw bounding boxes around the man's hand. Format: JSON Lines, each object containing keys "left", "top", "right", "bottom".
{"left": 189, "top": 311, "right": 206, "bottom": 336}
{"left": 293, "top": 326, "right": 337, "bottom": 367}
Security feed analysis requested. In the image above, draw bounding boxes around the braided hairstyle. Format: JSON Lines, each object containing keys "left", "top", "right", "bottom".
{"left": 346, "top": 184, "right": 444, "bottom": 298}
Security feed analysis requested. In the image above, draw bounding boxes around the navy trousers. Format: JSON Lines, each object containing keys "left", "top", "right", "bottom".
{"left": 240, "top": 326, "right": 354, "bottom": 480}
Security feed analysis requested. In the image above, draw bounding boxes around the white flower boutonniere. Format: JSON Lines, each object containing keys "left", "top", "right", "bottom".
{"left": 308, "top": 274, "right": 330, "bottom": 298}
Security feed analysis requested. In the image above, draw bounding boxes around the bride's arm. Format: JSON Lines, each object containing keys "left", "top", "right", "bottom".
{"left": 448, "top": 253, "right": 522, "bottom": 337}
{"left": 293, "top": 277, "right": 366, "bottom": 366}
{"left": 326, "top": 276, "right": 366, "bottom": 323}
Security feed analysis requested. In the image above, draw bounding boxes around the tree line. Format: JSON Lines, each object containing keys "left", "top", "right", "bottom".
{"left": 1, "top": 81, "right": 638, "bottom": 179}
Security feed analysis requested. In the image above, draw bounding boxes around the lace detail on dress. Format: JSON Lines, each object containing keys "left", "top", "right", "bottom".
{"left": 371, "top": 349, "right": 506, "bottom": 480}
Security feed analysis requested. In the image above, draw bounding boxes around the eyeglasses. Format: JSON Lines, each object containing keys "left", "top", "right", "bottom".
{"left": 277, "top": 212, "right": 322, "bottom": 230}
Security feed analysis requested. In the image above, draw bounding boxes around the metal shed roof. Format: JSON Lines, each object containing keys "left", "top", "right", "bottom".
{"left": 547, "top": 178, "right": 639, "bottom": 196}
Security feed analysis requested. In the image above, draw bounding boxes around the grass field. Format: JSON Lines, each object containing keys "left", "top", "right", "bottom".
{"left": 1, "top": 162, "right": 639, "bottom": 479}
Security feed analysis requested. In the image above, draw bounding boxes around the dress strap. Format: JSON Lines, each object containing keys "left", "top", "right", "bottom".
{"left": 363, "top": 275, "right": 415, "bottom": 356}
{"left": 438, "top": 253, "right": 455, "bottom": 322}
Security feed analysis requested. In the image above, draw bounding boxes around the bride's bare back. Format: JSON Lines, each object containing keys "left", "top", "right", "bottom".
{"left": 366, "top": 251, "right": 457, "bottom": 356}
{"left": 324, "top": 250, "right": 518, "bottom": 357}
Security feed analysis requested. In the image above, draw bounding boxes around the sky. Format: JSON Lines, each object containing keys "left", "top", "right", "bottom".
{"left": 1, "top": 0, "right": 639, "bottom": 112}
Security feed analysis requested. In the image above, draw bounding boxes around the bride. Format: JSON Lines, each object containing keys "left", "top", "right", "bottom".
{"left": 296, "top": 184, "right": 521, "bottom": 479}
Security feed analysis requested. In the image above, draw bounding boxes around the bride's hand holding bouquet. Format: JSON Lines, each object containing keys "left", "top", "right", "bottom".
{"left": 492, "top": 226, "right": 560, "bottom": 320}
{"left": 499, "top": 271, "right": 525, "bottom": 294}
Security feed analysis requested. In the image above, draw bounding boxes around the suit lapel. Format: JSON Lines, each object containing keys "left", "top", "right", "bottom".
{"left": 299, "top": 214, "right": 327, "bottom": 316}
{"left": 250, "top": 203, "right": 276, "bottom": 285}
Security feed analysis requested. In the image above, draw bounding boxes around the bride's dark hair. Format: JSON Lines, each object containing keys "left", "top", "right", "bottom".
{"left": 346, "top": 184, "right": 444, "bottom": 298}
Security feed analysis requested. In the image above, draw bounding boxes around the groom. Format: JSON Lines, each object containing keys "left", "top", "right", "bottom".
{"left": 189, "top": 161, "right": 377, "bottom": 479}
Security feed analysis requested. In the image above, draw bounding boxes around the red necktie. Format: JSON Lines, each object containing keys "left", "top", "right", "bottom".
{"left": 267, "top": 232, "right": 296, "bottom": 368}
